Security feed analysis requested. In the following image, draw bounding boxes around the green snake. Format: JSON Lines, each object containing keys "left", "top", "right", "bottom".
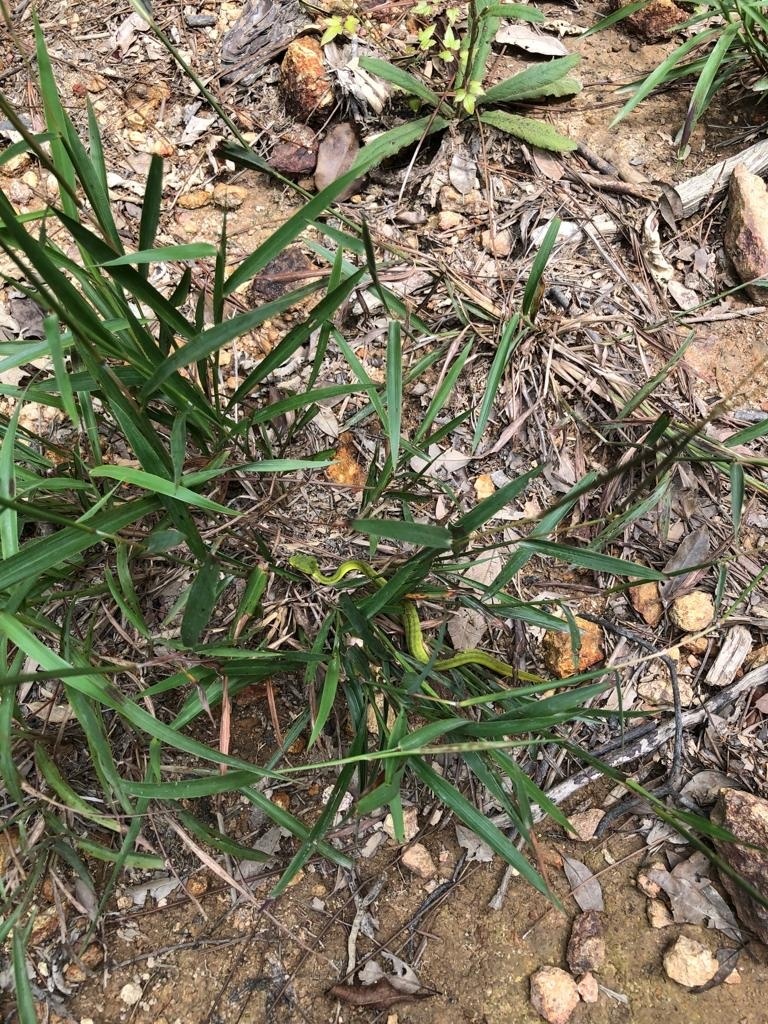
{"left": 289, "top": 554, "right": 531, "bottom": 678}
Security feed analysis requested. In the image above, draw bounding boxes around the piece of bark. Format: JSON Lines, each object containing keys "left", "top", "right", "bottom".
{"left": 669, "top": 138, "right": 768, "bottom": 218}
{"left": 705, "top": 625, "right": 752, "bottom": 688}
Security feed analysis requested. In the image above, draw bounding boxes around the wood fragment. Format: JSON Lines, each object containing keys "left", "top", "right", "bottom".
{"left": 705, "top": 625, "right": 752, "bottom": 688}
{"left": 565, "top": 168, "right": 660, "bottom": 201}
{"left": 669, "top": 138, "right": 768, "bottom": 218}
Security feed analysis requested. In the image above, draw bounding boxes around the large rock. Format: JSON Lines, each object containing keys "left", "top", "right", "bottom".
{"left": 613, "top": 0, "right": 686, "bottom": 40}
{"left": 724, "top": 164, "right": 768, "bottom": 304}
{"left": 542, "top": 617, "right": 603, "bottom": 679}
{"left": 663, "top": 934, "right": 719, "bottom": 987}
{"left": 280, "top": 37, "right": 334, "bottom": 122}
{"left": 712, "top": 788, "right": 768, "bottom": 943}
{"left": 530, "top": 966, "right": 580, "bottom": 1024}
{"left": 567, "top": 910, "right": 606, "bottom": 974}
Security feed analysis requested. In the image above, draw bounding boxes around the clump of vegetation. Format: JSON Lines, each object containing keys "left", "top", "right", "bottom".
{"left": 594, "top": 0, "right": 768, "bottom": 154}
{"left": 1, "top": 12, "right": 762, "bottom": 1022}
{"left": 317, "top": 0, "right": 581, "bottom": 150}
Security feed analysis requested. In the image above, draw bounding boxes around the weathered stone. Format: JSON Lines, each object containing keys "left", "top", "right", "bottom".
{"left": 542, "top": 618, "right": 604, "bottom": 679}
{"left": 280, "top": 37, "right": 334, "bottom": 123}
{"left": 724, "top": 164, "right": 768, "bottom": 304}
{"left": 576, "top": 971, "right": 599, "bottom": 1002}
{"left": 530, "top": 966, "right": 580, "bottom": 1024}
{"left": 314, "top": 123, "right": 361, "bottom": 198}
{"left": 212, "top": 183, "right": 249, "bottom": 210}
{"left": 712, "top": 788, "right": 768, "bottom": 943}
{"left": 669, "top": 591, "right": 714, "bottom": 632}
{"left": 647, "top": 898, "right": 674, "bottom": 928}
{"left": 613, "top": 0, "right": 686, "bottom": 40}
{"left": 481, "top": 227, "right": 512, "bottom": 256}
{"left": 401, "top": 842, "right": 436, "bottom": 880}
{"left": 629, "top": 580, "right": 663, "bottom": 626}
{"left": 270, "top": 138, "right": 318, "bottom": 178}
{"left": 249, "top": 246, "right": 315, "bottom": 303}
{"left": 178, "top": 189, "right": 211, "bottom": 210}
{"left": 567, "top": 808, "right": 605, "bottom": 842}
{"left": 567, "top": 910, "right": 606, "bottom": 974}
{"left": 663, "top": 934, "right": 719, "bottom": 987}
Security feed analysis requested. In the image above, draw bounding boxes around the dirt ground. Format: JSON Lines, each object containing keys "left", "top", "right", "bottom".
{"left": 65, "top": 821, "right": 768, "bottom": 1024}
{"left": 2, "top": 1, "right": 768, "bottom": 1022}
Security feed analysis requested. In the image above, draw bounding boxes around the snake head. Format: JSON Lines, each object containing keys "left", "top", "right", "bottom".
{"left": 289, "top": 553, "right": 319, "bottom": 576}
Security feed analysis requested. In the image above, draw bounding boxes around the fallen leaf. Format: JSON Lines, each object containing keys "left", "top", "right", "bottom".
{"left": 660, "top": 526, "right": 711, "bottom": 603}
{"left": 495, "top": 23, "right": 570, "bottom": 55}
{"left": 563, "top": 855, "right": 604, "bottom": 912}
{"left": 456, "top": 824, "right": 494, "bottom": 863}
{"left": 647, "top": 852, "right": 742, "bottom": 941}
{"left": 328, "top": 979, "right": 430, "bottom": 1009}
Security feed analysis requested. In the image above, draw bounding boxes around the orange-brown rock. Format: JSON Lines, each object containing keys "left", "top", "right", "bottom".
{"left": 542, "top": 617, "right": 603, "bottom": 678}
{"left": 629, "top": 580, "right": 663, "bottom": 626}
{"left": 280, "top": 37, "right": 333, "bottom": 123}
{"left": 613, "top": 0, "right": 686, "bottom": 40}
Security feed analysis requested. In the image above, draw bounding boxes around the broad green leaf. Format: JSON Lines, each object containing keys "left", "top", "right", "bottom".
{"left": 353, "top": 518, "right": 453, "bottom": 548}
{"left": 482, "top": 54, "right": 580, "bottom": 104}
{"left": 358, "top": 56, "right": 447, "bottom": 110}
{"left": 181, "top": 556, "right": 221, "bottom": 646}
{"left": 479, "top": 110, "right": 577, "bottom": 152}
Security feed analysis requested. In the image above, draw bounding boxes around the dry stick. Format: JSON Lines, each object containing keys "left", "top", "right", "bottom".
{"left": 488, "top": 663, "right": 768, "bottom": 910}
{"left": 564, "top": 168, "right": 660, "bottom": 202}
{"left": 670, "top": 137, "right": 768, "bottom": 218}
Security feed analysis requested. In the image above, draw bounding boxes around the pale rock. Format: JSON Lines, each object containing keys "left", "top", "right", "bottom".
{"left": 663, "top": 935, "right": 719, "bottom": 987}
{"left": 401, "top": 842, "right": 436, "bottom": 880}
{"left": 724, "top": 969, "right": 741, "bottom": 985}
{"left": 213, "top": 183, "right": 248, "bottom": 210}
{"left": 637, "top": 673, "right": 694, "bottom": 707}
{"left": 438, "top": 210, "right": 464, "bottom": 231}
{"left": 119, "top": 982, "right": 143, "bottom": 1006}
{"left": 576, "top": 971, "right": 599, "bottom": 1003}
{"left": 481, "top": 227, "right": 512, "bottom": 256}
{"left": 669, "top": 591, "right": 714, "bottom": 632}
{"left": 647, "top": 898, "right": 674, "bottom": 928}
{"left": 567, "top": 808, "right": 605, "bottom": 842}
{"left": 383, "top": 804, "right": 419, "bottom": 843}
{"left": 530, "top": 966, "right": 580, "bottom": 1024}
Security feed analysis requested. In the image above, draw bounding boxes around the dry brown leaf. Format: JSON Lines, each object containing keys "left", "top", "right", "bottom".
{"left": 563, "top": 855, "right": 604, "bottom": 912}
{"left": 326, "top": 433, "right": 366, "bottom": 488}
{"left": 327, "top": 979, "right": 430, "bottom": 1009}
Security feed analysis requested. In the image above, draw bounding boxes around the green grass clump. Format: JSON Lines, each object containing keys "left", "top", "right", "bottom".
{"left": 0, "top": 18, "right": 764, "bottom": 1023}
{"left": 590, "top": 0, "right": 768, "bottom": 154}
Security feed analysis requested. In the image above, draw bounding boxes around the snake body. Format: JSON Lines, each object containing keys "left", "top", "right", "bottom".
{"left": 289, "top": 554, "right": 526, "bottom": 677}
